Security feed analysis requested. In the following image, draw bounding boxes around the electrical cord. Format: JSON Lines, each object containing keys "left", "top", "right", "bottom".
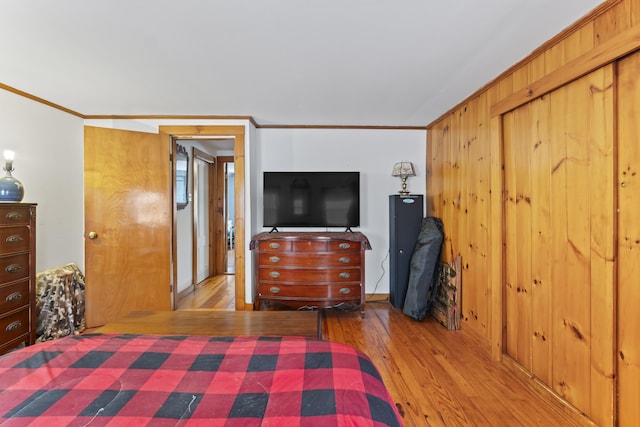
{"left": 365, "top": 247, "right": 389, "bottom": 302}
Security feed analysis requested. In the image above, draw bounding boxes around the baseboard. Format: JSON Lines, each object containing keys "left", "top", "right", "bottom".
{"left": 365, "top": 293, "right": 389, "bottom": 302}
{"left": 501, "top": 355, "right": 598, "bottom": 426}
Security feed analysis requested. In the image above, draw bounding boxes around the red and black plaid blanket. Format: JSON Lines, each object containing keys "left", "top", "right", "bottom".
{"left": 0, "top": 334, "right": 403, "bottom": 426}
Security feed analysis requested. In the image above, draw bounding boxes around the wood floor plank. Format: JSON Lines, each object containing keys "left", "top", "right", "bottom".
{"left": 177, "top": 275, "right": 235, "bottom": 310}
{"left": 94, "top": 309, "right": 319, "bottom": 338}
{"left": 179, "top": 276, "right": 595, "bottom": 426}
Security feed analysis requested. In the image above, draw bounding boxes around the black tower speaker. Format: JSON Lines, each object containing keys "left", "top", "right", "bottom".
{"left": 389, "top": 194, "right": 424, "bottom": 308}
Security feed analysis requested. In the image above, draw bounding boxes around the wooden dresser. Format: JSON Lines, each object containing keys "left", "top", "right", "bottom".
{"left": 251, "top": 232, "right": 371, "bottom": 314}
{"left": 0, "top": 203, "right": 36, "bottom": 354}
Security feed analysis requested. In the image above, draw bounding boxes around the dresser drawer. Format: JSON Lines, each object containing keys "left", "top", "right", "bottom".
{"left": 259, "top": 252, "right": 361, "bottom": 268}
{"left": 0, "top": 226, "right": 30, "bottom": 255}
{"left": 258, "top": 267, "right": 361, "bottom": 283}
{"left": 292, "top": 240, "right": 328, "bottom": 252}
{"left": 258, "top": 240, "right": 292, "bottom": 251}
{"left": 0, "top": 253, "right": 30, "bottom": 283}
{"left": 259, "top": 283, "right": 361, "bottom": 300}
{"left": 327, "top": 240, "right": 360, "bottom": 252}
{"left": 0, "top": 308, "right": 30, "bottom": 345}
{"left": 0, "top": 279, "right": 29, "bottom": 313}
{"left": 0, "top": 207, "right": 31, "bottom": 226}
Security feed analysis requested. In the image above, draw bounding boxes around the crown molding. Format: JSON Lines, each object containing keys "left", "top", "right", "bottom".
{"left": 1, "top": 83, "right": 426, "bottom": 130}
{"left": 0, "top": 83, "right": 84, "bottom": 118}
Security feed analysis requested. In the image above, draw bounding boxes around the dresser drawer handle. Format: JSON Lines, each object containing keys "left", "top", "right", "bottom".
{"left": 339, "top": 243, "right": 351, "bottom": 249}
{"left": 6, "top": 321, "right": 22, "bottom": 333}
{"left": 339, "top": 287, "right": 351, "bottom": 295}
{"left": 6, "top": 212, "right": 24, "bottom": 222}
{"left": 339, "top": 272, "right": 351, "bottom": 279}
{"left": 269, "top": 271, "right": 281, "bottom": 279}
{"left": 6, "top": 235, "right": 24, "bottom": 244}
{"left": 269, "top": 286, "right": 281, "bottom": 294}
{"left": 269, "top": 242, "right": 280, "bottom": 249}
{"left": 6, "top": 292, "right": 22, "bottom": 303}
{"left": 269, "top": 256, "right": 280, "bottom": 263}
{"left": 5, "top": 264, "right": 22, "bottom": 273}
{"left": 339, "top": 257, "right": 350, "bottom": 264}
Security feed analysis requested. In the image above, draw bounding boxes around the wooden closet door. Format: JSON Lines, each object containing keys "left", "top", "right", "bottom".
{"left": 503, "top": 65, "right": 615, "bottom": 426}
{"left": 617, "top": 51, "right": 640, "bottom": 427}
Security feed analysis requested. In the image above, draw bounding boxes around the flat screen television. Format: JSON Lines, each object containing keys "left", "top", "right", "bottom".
{"left": 263, "top": 171, "right": 360, "bottom": 229}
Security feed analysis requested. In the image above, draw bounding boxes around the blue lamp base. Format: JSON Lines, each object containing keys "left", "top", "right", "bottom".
{"left": 0, "top": 175, "right": 24, "bottom": 202}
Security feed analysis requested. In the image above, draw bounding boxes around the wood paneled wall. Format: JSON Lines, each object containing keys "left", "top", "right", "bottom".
{"left": 426, "top": 1, "right": 640, "bottom": 425}
{"left": 617, "top": 51, "right": 640, "bottom": 427}
{"left": 426, "top": 96, "right": 492, "bottom": 339}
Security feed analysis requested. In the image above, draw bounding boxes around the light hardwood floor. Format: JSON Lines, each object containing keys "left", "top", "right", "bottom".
{"left": 178, "top": 276, "right": 590, "bottom": 427}
{"left": 177, "top": 275, "right": 236, "bottom": 311}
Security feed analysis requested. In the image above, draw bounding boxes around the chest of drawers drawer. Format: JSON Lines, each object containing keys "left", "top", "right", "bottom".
{"left": 0, "top": 226, "right": 30, "bottom": 254}
{"left": 259, "top": 239, "right": 361, "bottom": 253}
{"left": 259, "top": 252, "right": 361, "bottom": 268}
{"left": 259, "top": 283, "right": 361, "bottom": 300}
{"left": 258, "top": 267, "right": 361, "bottom": 283}
{"left": 0, "top": 207, "right": 31, "bottom": 226}
{"left": 258, "top": 240, "right": 291, "bottom": 251}
{"left": 0, "top": 253, "right": 30, "bottom": 283}
{"left": 0, "top": 307, "right": 30, "bottom": 346}
{"left": 0, "top": 279, "right": 29, "bottom": 313}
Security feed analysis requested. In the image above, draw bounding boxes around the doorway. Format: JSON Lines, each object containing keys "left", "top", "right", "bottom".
{"left": 161, "top": 125, "right": 247, "bottom": 312}
{"left": 173, "top": 139, "right": 236, "bottom": 310}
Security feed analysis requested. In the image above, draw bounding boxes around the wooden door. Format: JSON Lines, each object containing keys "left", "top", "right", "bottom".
{"left": 617, "top": 51, "right": 640, "bottom": 427}
{"left": 84, "top": 126, "right": 172, "bottom": 327}
{"left": 503, "top": 65, "right": 615, "bottom": 426}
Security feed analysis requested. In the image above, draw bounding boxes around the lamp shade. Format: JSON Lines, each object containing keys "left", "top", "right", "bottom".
{"left": 391, "top": 162, "right": 415, "bottom": 178}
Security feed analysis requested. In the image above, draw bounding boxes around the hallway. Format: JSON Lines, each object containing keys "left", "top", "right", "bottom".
{"left": 177, "top": 274, "right": 235, "bottom": 311}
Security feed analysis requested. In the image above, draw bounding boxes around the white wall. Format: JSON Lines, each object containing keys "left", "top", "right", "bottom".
{"left": 0, "top": 90, "right": 84, "bottom": 272}
{"left": 254, "top": 128, "right": 426, "bottom": 295}
{"left": 175, "top": 141, "right": 195, "bottom": 294}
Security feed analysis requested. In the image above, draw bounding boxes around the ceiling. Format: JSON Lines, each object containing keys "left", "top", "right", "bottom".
{"left": 0, "top": 0, "right": 602, "bottom": 127}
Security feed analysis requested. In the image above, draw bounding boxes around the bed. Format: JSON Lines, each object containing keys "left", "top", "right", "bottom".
{"left": 0, "top": 333, "right": 403, "bottom": 426}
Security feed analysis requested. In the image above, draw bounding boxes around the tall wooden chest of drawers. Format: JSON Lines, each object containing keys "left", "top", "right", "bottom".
{"left": 0, "top": 203, "right": 36, "bottom": 354}
{"left": 251, "top": 232, "right": 371, "bottom": 314}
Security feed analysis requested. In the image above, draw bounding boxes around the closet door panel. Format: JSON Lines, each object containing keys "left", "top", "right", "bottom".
{"left": 503, "top": 65, "right": 614, "bottom": 426}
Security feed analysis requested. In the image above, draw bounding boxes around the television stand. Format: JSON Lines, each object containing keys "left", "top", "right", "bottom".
{"left": 250, "top": 231, "right": 371, "bottom": 315}
{"left": 268, "top": 227, "right": 279, "bottom": 233}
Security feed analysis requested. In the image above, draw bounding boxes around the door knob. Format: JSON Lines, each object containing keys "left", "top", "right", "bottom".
{"left": 88, "top": 231, "right": 98, "bottom": 240}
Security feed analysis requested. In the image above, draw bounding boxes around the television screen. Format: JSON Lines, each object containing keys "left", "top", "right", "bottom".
{"left": 263, "top": 171, "right": 360, "bottom": 228}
